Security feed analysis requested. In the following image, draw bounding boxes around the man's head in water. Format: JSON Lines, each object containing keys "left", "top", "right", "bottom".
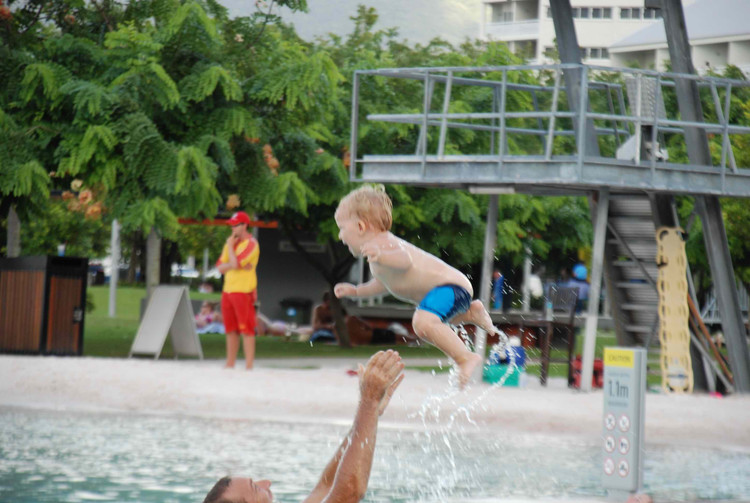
{"left": 203, "top": 476, "right": 272, "bottom": 503}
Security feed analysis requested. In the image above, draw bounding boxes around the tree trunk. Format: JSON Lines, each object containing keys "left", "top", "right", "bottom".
{"left": 146, "top": 227, "right": 161, "bottom": 302}
{"left": 7, "top": 205, "right": 21, "bottom": 257}
{"left": 160, "top": 239, "right": 180, "bottom": 285}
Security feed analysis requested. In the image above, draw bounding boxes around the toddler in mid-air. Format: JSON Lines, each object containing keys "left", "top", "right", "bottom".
{"left": 334, "top": 185, "right": 506, "bottom": 387}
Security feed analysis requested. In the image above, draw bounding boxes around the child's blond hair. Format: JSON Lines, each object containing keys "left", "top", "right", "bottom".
{"left": 337, "top": 185, "right": 393, "bottom": 231}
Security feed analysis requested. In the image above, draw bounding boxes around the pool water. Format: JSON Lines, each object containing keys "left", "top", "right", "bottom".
{"left": 1, "top": 407, "right": 748, "bottom": 502}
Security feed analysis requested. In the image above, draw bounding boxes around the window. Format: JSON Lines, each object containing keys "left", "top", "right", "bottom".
{"left": 580, "top": 47, "right": 588, "bottom": 59}
{"left": 590, "top": 48, "right": 601, "bottom": 58}
{"left": 644, "top": 7, "right": 662, "bottom": 19}
{"left": 603, "top": 7, "right": 612, "bottom": 18}
{"left": 631, "top": 7, "right": 641, "bottom": 19}
{"left": 579, "top": 7, "right": 589, "bottom": 18}
{"left": 601, "top": 48, "right": 609, "bottom": 58}
{"left": 503, "top": 11, "right": 513, "bottom": 22}
{"left": 544, "top": 46, "right": 556, "bottom": 58}
{"left": 572, "top": 7, "right": 579, "bottom": 18}
{"left": 620, "top": 8, "right": 630, "bottom": 19}
{"left": 547, "top": 7, "right": 552, "bottom": 18}
{"left": 592, "top": 8, "right": 602, "bottom": 19}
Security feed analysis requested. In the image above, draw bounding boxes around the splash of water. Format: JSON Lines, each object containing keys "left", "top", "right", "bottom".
{"left": 386, "top": 327, "right": 521, "bottom": 502}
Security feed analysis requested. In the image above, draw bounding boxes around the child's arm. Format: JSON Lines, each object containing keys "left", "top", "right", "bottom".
{"left": 361, "top": 241, "right": 412, "bottom": 270}
{"left": 334, "top": 278, "right": 387, "bottom": 299}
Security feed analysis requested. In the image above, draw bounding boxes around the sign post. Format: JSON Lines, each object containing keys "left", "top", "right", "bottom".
{"left": 602, "top": 347, "right": 646, "bottom": 495}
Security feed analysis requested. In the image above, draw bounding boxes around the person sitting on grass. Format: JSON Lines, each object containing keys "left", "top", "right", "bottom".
{"left": 309, "top": 291, "right": 337, "bottom": 342}
{"left": 333, "top": 185, "right": 507, "bottom": 388}
{"left": 195, "top": 301, "right": 224, "bottom": 334}
{"left": 202, "top": 350, "right": 405, "bottom": 503}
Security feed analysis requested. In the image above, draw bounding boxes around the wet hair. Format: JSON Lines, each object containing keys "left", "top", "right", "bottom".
{"left": 203, "top": 476, "right": 233, "bottom": 503}
{"left": 337, "top": 185, "right": 392, "bottom": 231}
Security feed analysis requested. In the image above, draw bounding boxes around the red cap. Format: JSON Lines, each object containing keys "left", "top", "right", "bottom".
{"left": 228, "top": 211, "right": 251, "bottom": 226}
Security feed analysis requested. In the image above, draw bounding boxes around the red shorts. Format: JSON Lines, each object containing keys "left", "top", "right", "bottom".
{"left": 222, "top": 291, "right": 257, "bottom": 336}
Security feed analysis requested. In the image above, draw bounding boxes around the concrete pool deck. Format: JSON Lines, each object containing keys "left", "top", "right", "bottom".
{"left": 1, "top": 354, "right": 748, "bottom": 454}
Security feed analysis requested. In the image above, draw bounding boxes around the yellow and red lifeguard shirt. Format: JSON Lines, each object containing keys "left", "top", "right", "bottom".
{"left": 216, "top": 237, "right": 260, "bottom": 293}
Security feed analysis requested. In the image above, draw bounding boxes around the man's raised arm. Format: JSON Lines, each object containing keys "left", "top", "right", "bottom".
{"left": 302, "top": 350, "right": 404, "bottom": 503}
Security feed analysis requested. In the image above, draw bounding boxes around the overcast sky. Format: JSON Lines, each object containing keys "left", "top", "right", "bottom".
{"left": 219, "top": 0, "right": 484, "bottom": 45}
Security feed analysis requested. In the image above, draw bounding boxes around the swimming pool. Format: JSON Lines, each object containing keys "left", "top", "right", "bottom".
{"left": 1, "top": 407, "right": 748, "bottom": 502}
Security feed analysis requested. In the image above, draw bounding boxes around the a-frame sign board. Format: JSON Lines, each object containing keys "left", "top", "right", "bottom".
{"left": 129, "top": 285, "right": 204, "bottom": 359}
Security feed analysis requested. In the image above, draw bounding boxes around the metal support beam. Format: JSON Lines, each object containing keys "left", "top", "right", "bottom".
{"left": 108, "top": 219, "right": 120, "bottom": 318}
{"left": 474, "top": 194, "right": 499, "bottom": 380}
{"left": 581, "top": 189, "right": 610, "bottom": 392}
{"left": 521, "top": 246, "right": 532, "bottom": 312}
{"left": 551, "top": 0, "right": 620, "bottom": 390}
{"left": 350, "top": 72, "right": 360, "bottom": 181}
{"left": 659, "top": 0, "right": 750, "bottom": 393}
{"left": 549, "top": 0, "right": 599, "bottom": 157}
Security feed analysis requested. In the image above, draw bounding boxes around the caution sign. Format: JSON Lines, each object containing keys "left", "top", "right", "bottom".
{"left": 602, "top": 347, "right": 646, "bottom": 493}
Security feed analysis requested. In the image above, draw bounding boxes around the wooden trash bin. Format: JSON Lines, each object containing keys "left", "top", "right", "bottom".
{"left": 0, "top": 256, "right": 88, "bottom": 355}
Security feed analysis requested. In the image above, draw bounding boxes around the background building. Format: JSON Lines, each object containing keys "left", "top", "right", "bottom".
{"left": 481, "top": 0, "right": 667, "bottom": 64}
{"left": 609, "top": 0, "right": 750, "bottom": 73}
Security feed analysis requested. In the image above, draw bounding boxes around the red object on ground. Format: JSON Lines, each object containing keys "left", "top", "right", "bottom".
{"left": 572, "top": 355, "right": 604, "bottom": 389}
{"left": 346, "top": 369, "right": 358, "bottom": 376}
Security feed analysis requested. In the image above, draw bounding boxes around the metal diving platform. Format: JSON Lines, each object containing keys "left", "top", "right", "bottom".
{"left": 350, "top": 63, "right": 750, "bottom": 198}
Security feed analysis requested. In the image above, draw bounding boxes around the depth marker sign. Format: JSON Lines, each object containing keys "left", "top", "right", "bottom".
{"left": 601, "top": 347, "right": 646, "bottom": 493}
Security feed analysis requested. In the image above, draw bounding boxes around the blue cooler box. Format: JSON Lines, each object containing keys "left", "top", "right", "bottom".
{"left": 483, "top": 364, "right": 523, "bottom": 386}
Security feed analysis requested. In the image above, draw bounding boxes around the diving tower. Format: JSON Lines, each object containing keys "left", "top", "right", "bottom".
{"left": 347, "top": 0, "right": 750, "bottom": 394}
{"left": 350, "top": 64, "right": 750, "bottom": 197}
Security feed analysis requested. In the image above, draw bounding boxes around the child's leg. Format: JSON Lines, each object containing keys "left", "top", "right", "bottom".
{"left": 451, "top": 300, "right": 504, "bottom": 335}
{"left": 450, "top": 300, "right": 509, "bottom": 351}
{"left": 412, "top": 309, "right": 482, "bottom": 387}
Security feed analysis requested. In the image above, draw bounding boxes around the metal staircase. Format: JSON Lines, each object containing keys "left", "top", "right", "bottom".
{"left": 604, "top": 194, "right": 660, "bottom": 347}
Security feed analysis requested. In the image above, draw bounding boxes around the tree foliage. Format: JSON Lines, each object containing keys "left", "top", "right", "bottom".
{"left": 2, "top": 1, "right": 593, "bottom": 313}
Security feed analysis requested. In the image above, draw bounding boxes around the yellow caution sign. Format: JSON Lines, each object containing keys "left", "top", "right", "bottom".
{"left": 604, "top": 348, "right": 634, "bottom": 368}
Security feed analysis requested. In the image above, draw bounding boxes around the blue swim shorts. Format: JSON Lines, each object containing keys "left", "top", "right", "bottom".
{"left": 417, "top": 284, "right": 473, "bottom": 322}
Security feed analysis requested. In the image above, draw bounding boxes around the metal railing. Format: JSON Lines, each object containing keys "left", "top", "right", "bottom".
{"left": 350, "top": 63, "right": 750, "bottom": 195}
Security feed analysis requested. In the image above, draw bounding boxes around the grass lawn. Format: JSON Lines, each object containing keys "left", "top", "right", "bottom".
{"left": 84, "top": 285, "right": 443, "bottom": 360}
{"left": 84, "top": 286, "right": 643, "bottom": 384}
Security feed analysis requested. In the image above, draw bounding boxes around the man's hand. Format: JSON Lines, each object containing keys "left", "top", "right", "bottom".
{"left": 226, "top": 235, "right": 237, "bottom": 248}
{"left": 358, "top": 358, "right": 404, "bottom": 416}
{"left": 358, "top": 350, "right": 404, "bottom": 412}
{"left": 334, "top": 283, "right": 357, "bottom": 298}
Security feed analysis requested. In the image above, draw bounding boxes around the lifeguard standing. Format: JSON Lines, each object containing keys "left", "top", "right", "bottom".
{"left": 216, "top": 211, "right": 260, "bottom": 369}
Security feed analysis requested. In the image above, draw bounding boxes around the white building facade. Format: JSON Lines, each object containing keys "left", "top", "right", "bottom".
{"left": 609, "top": 0, "right": 750, "bottom": 74}
{"left": 481, "top": 0, "right": 750, "bottom": 74}
{"left": 481, "top": 0, "right": 663, "bottom": 65}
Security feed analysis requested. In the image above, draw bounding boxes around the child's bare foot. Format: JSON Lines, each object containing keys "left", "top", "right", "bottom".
{"left": 457, "top": 352, "right": 483, "bottom": 389}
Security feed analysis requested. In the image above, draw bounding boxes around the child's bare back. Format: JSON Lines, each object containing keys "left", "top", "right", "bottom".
{"left": 361, "top": 232, "right": 473, "bottom": 304}
{"left": 333, "top": 186, "right": 505, "bottom": 388}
